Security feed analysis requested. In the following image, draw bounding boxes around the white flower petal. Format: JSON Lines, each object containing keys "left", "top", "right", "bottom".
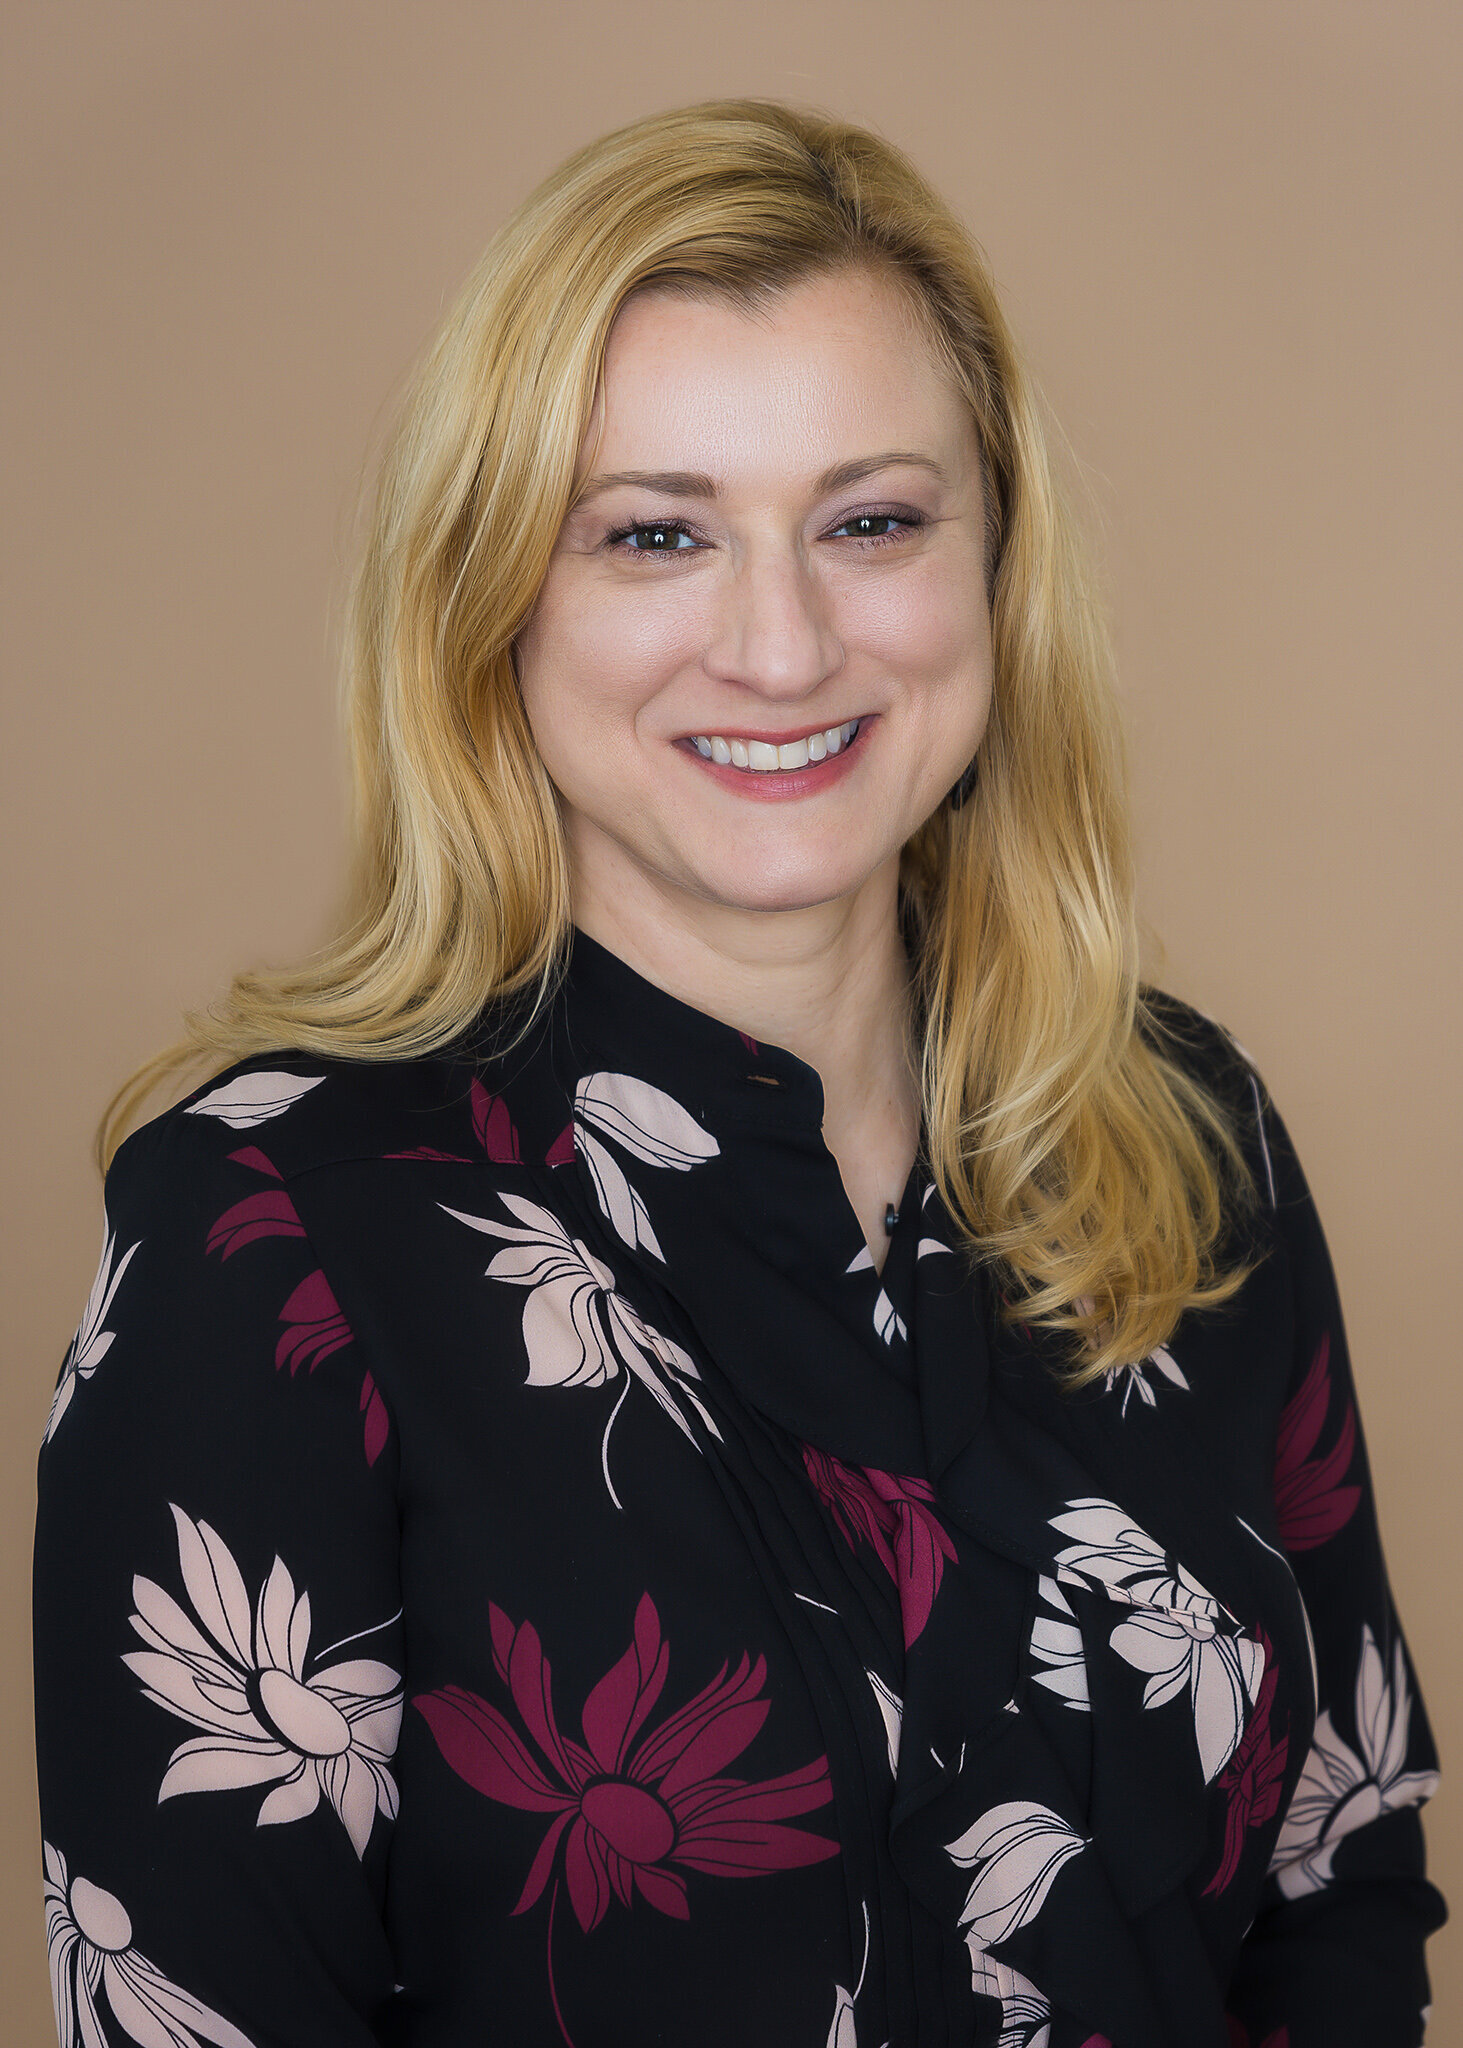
{"left": 1192, "top": 1636, "right": 1254, "bottom": 1784}
{"left": 519, "top": 1273, "right": 619, "bottom": 1388}
{"left": 158, "top": 1736, "right": 296, "bottom": 1802}
{"left": 966, "top": 1949, "right": 1051, "bottom": 2043}
{"left": 255, "top": 1558, "right": 300, "bottom": 1675}
{"left": 107, "top": 1946, "right": 256, "bottom": 2047}
{"left": 170, "top": 1509, "right": 253, "bottom": 1667}
{"left": 256, "top": 1768, "right": 321, "bottom": 1830}
{"left": 574, "top": 1073, "right": 720, "bottom": 1169}
{"left": 323, "top": 1751, "right": 380, "bottom": 1859}
{"left": 866, "top": 1670, "right": 903, "bottom": 1774}
{"left": 334, "top": 1698, "right": 404, "bottom": 1762}
{"left": 184, "top": 1071, "right": 325, "bottom": 1130}
{"left": 578, "top": 1126, "right": 664, "bottom": 1260}
{"left": 1354, "top": 1624, "right": 1390, "bottom": 1778}
{"left": 129, "top": 1577, "right": 232, "bottom": 1673}
{"left": 76, "top": 1961, "right": 108, "bottom": 2048}
{"left": 945, "top": 1801, "right": 1087, "bottom": 1947}
{"left": 318, "top": 1657, "right": 401, "bottom": 1700}
{"left": 121, "top": 1653, "right": 259, "bottom": 1738}
{"left": 826, "top": 1983, "right": 858, "bottom": 2048}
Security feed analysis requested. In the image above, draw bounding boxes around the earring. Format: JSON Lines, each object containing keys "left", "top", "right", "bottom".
{"left": 947, "top": 754, "right": 980, "bottom": 811}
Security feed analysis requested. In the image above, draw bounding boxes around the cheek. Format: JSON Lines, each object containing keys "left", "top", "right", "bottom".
{"left": 518, "top": 579, "right": 701, "bottom": 749}
{"left": 840, "top": 558, "right": 990, "bottom": 685}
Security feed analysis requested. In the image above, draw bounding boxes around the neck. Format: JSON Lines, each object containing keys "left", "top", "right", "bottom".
{"left": 570, "top": 860, "right": 922, "bottom": 1270}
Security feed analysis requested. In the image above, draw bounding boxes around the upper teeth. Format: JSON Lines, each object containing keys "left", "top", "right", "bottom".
{"left": 692, "top": 721, "right": 859, "bottom": 770}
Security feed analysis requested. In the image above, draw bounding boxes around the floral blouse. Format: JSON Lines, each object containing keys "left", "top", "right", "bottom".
{"left": 33, "top": 931, "right": 1445, "bottom": 2048}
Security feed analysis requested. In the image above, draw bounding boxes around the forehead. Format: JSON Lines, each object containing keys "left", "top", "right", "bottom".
{"left": 584, "top": 267, "right": 977, "bottom": 487}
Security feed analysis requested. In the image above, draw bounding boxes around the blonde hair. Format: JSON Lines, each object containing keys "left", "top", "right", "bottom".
{"left": 98, "top": 97, "right": 1253, "bottom": 1378}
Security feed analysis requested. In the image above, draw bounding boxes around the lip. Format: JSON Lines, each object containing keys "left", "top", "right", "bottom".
{"left": 674, "top": 715, "right": 875, "bottom": 801}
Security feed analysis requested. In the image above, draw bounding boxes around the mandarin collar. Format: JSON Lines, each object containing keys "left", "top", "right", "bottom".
{"left": 510, "top": 926, "right": 991, "bottom": 1476}
{"left": 552, "top": 927, "right": 830, "bottom": 1137}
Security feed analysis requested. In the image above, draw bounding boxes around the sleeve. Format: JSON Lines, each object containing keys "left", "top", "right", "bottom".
{"left": 1224, "top": 1076, "right": 1447, "bottom": 2047}
{"left": 33, "top": 1105, "right": 404, "bottom": 2048}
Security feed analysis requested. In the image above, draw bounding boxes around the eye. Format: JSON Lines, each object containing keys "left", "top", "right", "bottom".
{"left": 605, "top": 521, "right": 700, "bottom": 555}
{"left": 829, "top": 510, "right": 926, "bottom": 547}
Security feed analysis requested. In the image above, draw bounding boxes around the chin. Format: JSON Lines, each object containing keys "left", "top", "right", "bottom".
{"left": 688, "top": 855, "right": 879, "bottom": 917}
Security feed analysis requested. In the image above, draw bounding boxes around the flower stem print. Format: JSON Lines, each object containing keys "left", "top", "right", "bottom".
{"left": 1273, "top": 1334, "right": 1361, "bottom": 1550}
{"left": 416, "top": 1593, "right": 838, "bottom": 2040}
{"left": 441, "top": 1192, "right": 721, "bottom": 1505}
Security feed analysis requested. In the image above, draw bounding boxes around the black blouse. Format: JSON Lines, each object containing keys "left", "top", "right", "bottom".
{"left": 33, "top": 932, "right": 1445, "bottom": 2048}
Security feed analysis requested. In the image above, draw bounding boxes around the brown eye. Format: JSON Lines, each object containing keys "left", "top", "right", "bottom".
{"left": 609, "top": 522, "right": 698, "bottom": 554}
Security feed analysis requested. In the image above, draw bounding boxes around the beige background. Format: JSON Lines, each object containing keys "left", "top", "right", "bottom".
{"left": 5, "top": 2, "right": 1459, "bottom": 2036}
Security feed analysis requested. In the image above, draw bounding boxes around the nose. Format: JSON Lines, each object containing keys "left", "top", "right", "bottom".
{"left": 701, "top": 539, "right": 844, "bottom": 700}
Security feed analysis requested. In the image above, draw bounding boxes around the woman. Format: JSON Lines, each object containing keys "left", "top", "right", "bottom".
{"left": 33, "top": 99, "right": 1444, "bottom": 2048}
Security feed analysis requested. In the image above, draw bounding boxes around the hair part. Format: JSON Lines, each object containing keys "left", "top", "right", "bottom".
{"left": 98, "top": 96, "right": 1254, "bottom": 1380}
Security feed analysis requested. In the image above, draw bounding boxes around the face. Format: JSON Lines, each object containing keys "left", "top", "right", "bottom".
{"left": 514, "top": 265, "right": 994, "bottom": 937}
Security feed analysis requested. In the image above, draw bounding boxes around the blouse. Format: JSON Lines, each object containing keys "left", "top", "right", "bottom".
{"left": 33, "top": 929, "right": 1446, "bottom": 2048}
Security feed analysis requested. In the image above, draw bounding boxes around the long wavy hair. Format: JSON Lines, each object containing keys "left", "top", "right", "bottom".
{"left": 97, "top": 97, "right": 1254, "bottom": 1378}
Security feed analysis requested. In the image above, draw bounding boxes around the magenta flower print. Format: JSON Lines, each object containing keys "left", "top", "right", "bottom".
{"left": 1274, "top": 1334, "right": 1361, "bottom": 1551}
{"left": 204, "top": 1154, "right": 385, "bottom": 1468}
{"left": 802, "top": 1446, "right": 956, "bottom": 1646}
{"left": 1226, "top": 2023, "right": 1290, "bottom": 2048}
{"left": 206, "top": 1186, "right": 307, "bottom": 1259}
{"left": 472, "top": 1079, "right": 523, "bottom": 1162}
{"left": 359, "top": 1370, "right": 390, "bottom": 1467}
{"left": 274, "top": 1269, "right": 354, "bottom": 1376}
{"left": 1203, "top": 1630, "right": 1290, "bottom": 1895}
{"left": 415, "top": 1593, "right": 839, "bottom": 1940}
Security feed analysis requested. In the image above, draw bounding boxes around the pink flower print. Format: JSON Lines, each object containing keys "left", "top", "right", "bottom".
{"left": 274, "top": 1270, "right": 353, "bottom": 1376}
{"left": 1203, "top": 1630, "right": 1290, "bottom": 1895}
{"left": 183, "top": 1071, "right": 325, "bottom": 1129}
{"left": 206, "top": 1188, "right": 307, "bottom": 1260}
{"left": 1274, "top": 1334, "right": 1360, "bottom": 1551}
{"left": 802, "top": 1447, "right": 956, "bottom": 1647}
{"left": 415, "top": 1593, "right": 839, "bottom": 1940}
{"left": 545, "top": 1122, "right": 575, "bottom": 1166}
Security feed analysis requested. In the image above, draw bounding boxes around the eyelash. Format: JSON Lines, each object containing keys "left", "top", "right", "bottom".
{"left": 601, "top": 508, "right": 927, "bottom": 557}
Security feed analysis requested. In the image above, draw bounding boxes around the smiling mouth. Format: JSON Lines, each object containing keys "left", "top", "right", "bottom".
{"left": 684, "top": 719, "right": 861, "bottom": 773}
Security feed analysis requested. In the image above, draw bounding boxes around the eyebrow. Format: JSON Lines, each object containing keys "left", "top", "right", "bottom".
{"left": 573, "top": 450, "right": 949, "bottom": 506}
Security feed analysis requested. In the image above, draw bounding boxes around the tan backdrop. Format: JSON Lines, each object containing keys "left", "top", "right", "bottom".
{"left": 5, "top": 2, "right": 1459, "bottom": 2036}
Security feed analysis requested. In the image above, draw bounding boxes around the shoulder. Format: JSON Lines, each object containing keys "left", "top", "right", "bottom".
{"left": 1136, "top": 985, "right": 1264, "bottom": 1104}
{"left": 109, "top": 1033, "right": 510, "bottom": 1203}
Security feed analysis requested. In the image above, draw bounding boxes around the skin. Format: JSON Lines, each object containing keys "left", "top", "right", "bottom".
{"left": 514, "top": 265, "right": 994, "bottom": 1268}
